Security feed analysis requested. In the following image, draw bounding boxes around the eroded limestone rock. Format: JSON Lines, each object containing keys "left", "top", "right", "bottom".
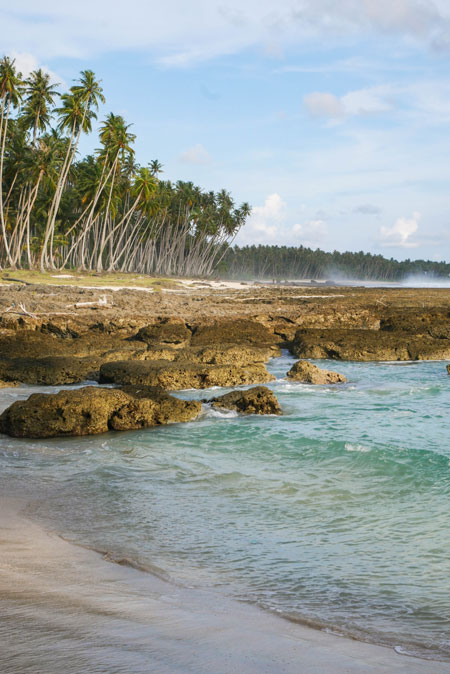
{"left": 204, "top": 386, "right": 282, "bottom": 415}
{"left": 99, "top": 359, "right": 275, "bottom": 390}
{"left": 0, "top": 386, "right": 201, "bottom": 438}
{"left": 190, "top": 319, "right": 278, "bottom": 348}
{"left": 287, "top": 360, "right": 346, "bottom": 384}
{"left": 132, "top": 318, "right": 191, "bottom": 349}
{"left": 0, "top": 379, "right": 19, "bottom": 388}
{"left": 143, "top": 343, "right": 280, "bottom": 365}
{"left": 290, "top": 329, "right": 450, "bottom": 361}
{"left": 0, "top": 356, "right": 100, "bottom": 386}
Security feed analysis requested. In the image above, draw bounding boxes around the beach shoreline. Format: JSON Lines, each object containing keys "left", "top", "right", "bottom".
{"left": 1, "top": 493, "right": 449, "bottom": 674}
{"left": 1, "top": 282, "right": 450, "bottom": 671}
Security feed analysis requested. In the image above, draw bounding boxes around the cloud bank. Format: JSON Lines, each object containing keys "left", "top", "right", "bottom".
{"left": 303, "top": 86, "right": 393, "bottom": 121}
{"left": 2, "top": 1, "right": 450, "bottom": 65}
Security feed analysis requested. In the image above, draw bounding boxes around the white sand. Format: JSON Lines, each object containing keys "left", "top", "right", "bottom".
{"left": 0, "top": 496, "right": 447, "bottom": 674}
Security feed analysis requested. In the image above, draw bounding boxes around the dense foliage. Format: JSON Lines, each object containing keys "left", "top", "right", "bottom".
{"left": 220, "top": 245, "right": 450, "bottom": 281}
{"left": 0, "top": 56, "right": 250, "bottom": 274}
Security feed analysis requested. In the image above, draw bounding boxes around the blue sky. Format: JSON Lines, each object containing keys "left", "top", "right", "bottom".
{"left": 3, "top": 0, "right": 450, "bottom": 261}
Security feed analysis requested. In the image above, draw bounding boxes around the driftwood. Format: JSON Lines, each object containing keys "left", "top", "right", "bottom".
{"left": 1, "top": 302, "right": 37, "bottom": 318}
{"left": 68, "top": 294, "right": 112, "bottom": 309}
{"left": 1, "top": 276, "right": 33, "bottom": 285}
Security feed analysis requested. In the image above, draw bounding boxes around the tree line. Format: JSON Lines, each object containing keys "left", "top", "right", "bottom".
{"left": 0, "top": 56, "right": 250, "bottom": 275}
{"left": 220, "top": 245, "right": 450, "bottom": 281}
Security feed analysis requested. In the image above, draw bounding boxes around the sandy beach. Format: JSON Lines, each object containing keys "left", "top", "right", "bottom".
{"left": 0, "top": 495, "right": 447, "bottom": 674}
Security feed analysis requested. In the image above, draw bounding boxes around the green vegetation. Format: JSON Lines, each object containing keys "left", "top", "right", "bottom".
{"left": 0, "top": 269, "right": 180, "bottom": 288}
{"left": 0, "top": 56, "right": 250, "bottom": 275}
{"left": 220, "top": 245, "right": 450, "bottom": 281}
{"left": 2, "top": 55, "right": 448, "bottom": 284}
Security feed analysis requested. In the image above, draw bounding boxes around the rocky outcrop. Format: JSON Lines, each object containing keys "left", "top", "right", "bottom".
{"left": 0, "top": 386, "right": 201, "bottom": 438}
{"left": 204, "top": 386, "right": 282, "bottom": 415}
{"left": 290, "top": 329, "right": 450, "bottom": 361}
{"left": 0, "top": 330, "right": 146, "bottom": 361}
{"left": 0, "top": 356, "right": 100, "bottom": 386}
{"left": 133, "top": 318, "right": 191, "bottom": 349}
{"left": 287, "top": 360, "right": 346, "bottom": 384}
{"left": 144, "top": 343, "right": 280, "bottom": 365}
{"left": 190, "top": 319, "right": 279, "bottom": 348}
{"left": 99, "top": 359, "right": 275, "bottom": 390}
{"left": 380, "top": 308, "right": 450, "bottom": 338}
{"left": 0, "top": 379, "right": 19, "bottom": 388}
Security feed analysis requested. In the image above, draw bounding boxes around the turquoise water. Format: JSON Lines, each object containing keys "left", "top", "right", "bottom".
{"left": 0, "top": 355, "right": 449, "bottom": 660}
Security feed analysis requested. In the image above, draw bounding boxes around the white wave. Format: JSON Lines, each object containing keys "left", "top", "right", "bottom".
{"left": 345, "top": 442, "right": 371, "bottom": 453}
{"left": 202, "top": 404, "right": 239, "bottom": 419}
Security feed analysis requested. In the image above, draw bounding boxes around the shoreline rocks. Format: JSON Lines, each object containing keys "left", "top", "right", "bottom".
{"left": 0, "top": 356, "right": 100, "bottom": 386}
{"left": 0, "top": 386, "right": 201, "bottom": 438}
{"left": 287, "top": 360, "right": 346, "bottom": 384}
{"left": 290, "top": 329, "right": 450, "bottom": 361}
{"left": 132, "top": 318, "right": 191, "bottom": 349}
{"left": 143, "top": 343, "right": 280, "bottom": 365}
{"left": 99, "top": 360, "right": 275, "bottom": 390}
{"left": 204, "top": 386, "right": 282, "bottom": 415}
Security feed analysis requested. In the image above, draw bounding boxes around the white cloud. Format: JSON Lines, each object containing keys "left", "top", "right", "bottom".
{"left": 380, "top": 212, "right": 420, "bottom": 247}
{"left": 9, "top": 51, "right": 64, "bottom": 85}
{"left": 293, "top": 219, "right": 328, "bottom": 247}
{"left": 179, "top": 144, "right": 212, "bottom": 165}
{"left": 236, "top": 193, "right": 287, "bottom": 243}
{"left": 303, "top": 93, "right": 344, "bottom": 119}
{"left": 341, "top": 86, "right": 392, "bottom": 115}
{"left": 237, "top": 196, "right": 330, "bottom": 247}
{"left": 2, "top": 1, "right": 450, "bottom": 65}
{"left": 249, "top": 193, "right": 286, "bottom": 239}
{"left": 304, "top": 86, "right": 393, "bottom": 121}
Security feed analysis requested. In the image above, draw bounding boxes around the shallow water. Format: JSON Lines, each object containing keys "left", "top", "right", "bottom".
{"left": 0, "top": 355, "right": 449, "bottom": 661}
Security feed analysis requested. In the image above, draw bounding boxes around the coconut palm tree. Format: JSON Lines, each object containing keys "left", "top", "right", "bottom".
{"left": 0, "top": 56, "right": 23, "bottom": 267}
{"left": 21, "top": 69, "right": 59, "bottom": 145}
{"left": 149, "top": 159, "right": 163, "bottom": 176}
{"left": 40, "top": 70, "right": 104, "bottom": 271}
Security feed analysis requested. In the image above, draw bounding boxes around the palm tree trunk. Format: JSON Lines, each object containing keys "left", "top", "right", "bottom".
{"left": 0, "top": 97, "right": 15, "bottom": 267}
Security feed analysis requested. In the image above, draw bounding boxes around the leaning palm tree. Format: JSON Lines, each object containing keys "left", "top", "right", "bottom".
{"left": 21, "top": 69, "right": 59, "bottom": 145}
{"left": 0, "top": 56, "right": 23, "bottom": 267}
{"left": 40, "top": 70, "right": 104, "bottom": 271}
{"left": 94, "top": 113, "right": 135, "bottom": 271}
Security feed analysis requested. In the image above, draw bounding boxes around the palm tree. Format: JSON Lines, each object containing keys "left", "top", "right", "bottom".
{"left": 0, "top": 56, "right": 23, "bottom": 267}
{"left": 40, "top": 70, "right": 104, "bottom": 271}
{"left": 149, "top": 159, "right": 163, "bottom": 176}
{"left": 94, "top": 113, "right": 135, "bottom": 271}
{"left": 21, "top": 69, "right": 59, "bottom": 145}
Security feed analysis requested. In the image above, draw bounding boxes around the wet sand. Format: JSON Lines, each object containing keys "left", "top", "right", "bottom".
{"left": 0, "top": 497, "right": 448, "bottom": 674}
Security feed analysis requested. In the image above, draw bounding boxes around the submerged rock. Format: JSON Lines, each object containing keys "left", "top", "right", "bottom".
{"left": 0, "top": 386, "right": 201, "bottom": 438}
{"left": 99, "top": 359, "right": 275, "bottom": 390}
{"left": 204, "top": 386, "right": 282, "bottom": 415}
{"left": 291, "top": 329, "right": 450, "bottom": 361}
{"left": 287, "top": 360, "right": 346, "bottom": 384}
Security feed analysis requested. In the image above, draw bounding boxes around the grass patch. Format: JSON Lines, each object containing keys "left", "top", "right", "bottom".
{"left": 0, "top": 269, "right": 182, "bottom": 290}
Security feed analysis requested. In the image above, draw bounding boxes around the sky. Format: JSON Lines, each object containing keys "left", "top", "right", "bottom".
{"left": 2, "top": 0, "right": 450, "bottom": 261}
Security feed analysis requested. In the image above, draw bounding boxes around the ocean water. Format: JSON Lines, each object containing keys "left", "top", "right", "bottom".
{"left": 0, "top": 354, "right": 449, "bottom": 661}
